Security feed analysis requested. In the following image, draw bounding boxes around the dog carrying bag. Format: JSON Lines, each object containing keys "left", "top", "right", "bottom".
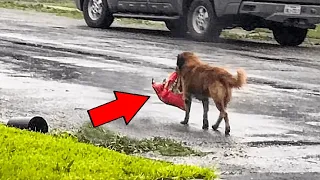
{"left": 151, "top": 72, "right": 185, "bottom": 111}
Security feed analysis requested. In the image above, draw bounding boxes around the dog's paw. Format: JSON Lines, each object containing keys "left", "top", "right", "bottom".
{"left": 212, "top": 124, "right": 219, "bottom": 131}
{"left": 225, "top": 127, "right": 230, "bottom": 136}
{"left": 202, "top": 124, "right": 209, "bottom": 130}
{"left": 180, "top": 121, "right": 188, "bottom": 125}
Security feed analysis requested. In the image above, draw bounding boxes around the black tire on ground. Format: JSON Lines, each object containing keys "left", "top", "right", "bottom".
{"left": 272, "top": 26, "right": 308, "bottom": 46}
{"left": 83, "top": 0, "right": 114, "bottom": 29}
{"left": 165, "top": 19, "right": 188, "bottom": 37}
{"left": 186, "top": 0, "right": 222, "bottom": 42}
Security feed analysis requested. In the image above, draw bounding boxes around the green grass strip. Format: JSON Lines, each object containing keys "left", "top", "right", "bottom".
{"left": 0, "top": 124, "right": 218, "bottom": 180}
{"left": 307, "top": 25, "right": 320, "bottom": 39}
{"left": 0, "top": 1, "right": 84, "bottom": 19}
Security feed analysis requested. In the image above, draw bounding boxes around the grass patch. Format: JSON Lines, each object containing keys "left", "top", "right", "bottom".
{"left": 12, "top": 0, "right": 77, "bottom": 8}
{"left": 116, "top": 18, "right": 165, "bottom": 28}
{"left": 221, "top": 30, "right": 272, "bottom": 41}
{"left": 0, "top": 1, "right": 84, "bottom": 19}
{"left": 220, "top": 31, "right": 246, "bottom": 40}
{"left": 52, "top": 123, "right": 207, "bottom": 157}
{"left": 222, "top": 26, "right": 320, "bottom": 42}
{"left": 0, "top": 124, "right": 218, "bottom": 179}
{"left": 307, "top": 25, "right": 320, "bottom": 39}
{"left": 253, "top": 28, "right": 272, "bottom": 33}
{"left": 246, "top": 32, "right": 273, "bottom": 41}
{"left": 252, "top": 27, "right": 320, "bottom": 40}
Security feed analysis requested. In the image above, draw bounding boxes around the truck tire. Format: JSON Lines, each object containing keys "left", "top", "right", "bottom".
{"left": 272, "top": 26, "right": 308, "bottom": 46}
{"left": 83, "top": 0, "right": 114, "bottom": 29}
{"left": 186, "top": 0, "right": 222, "bottom": 42}
{"left": 165, "top": 19, "right": 188, "bottom": 37}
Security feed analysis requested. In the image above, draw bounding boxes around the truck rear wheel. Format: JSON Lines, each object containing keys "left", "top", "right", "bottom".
{"left": 165, "top": 19, "right": 188, "bottom": 37}
{"left": 186, "top": 0, "right": 222, "bottom": 42}
{"left": 272, "top": 26, "right": 308, "bottom": 46}
{"left": 83, "top": 0, "right": 114, "bottom": 29}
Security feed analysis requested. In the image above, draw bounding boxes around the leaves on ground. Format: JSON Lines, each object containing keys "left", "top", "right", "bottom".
{"left": 52, "top": 122, "right": 207, "bottom": 157}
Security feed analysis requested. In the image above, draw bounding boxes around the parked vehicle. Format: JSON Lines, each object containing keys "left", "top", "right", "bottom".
{"left": 74, "top": 0, "right": 320, "bottom": 46}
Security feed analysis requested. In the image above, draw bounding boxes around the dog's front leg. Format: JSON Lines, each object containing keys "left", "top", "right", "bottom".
{"left": 202, "top": 98, "right": 209, "bottom": 130}
{"left": 180, "top": 94, "right": 191, "bottom": 125}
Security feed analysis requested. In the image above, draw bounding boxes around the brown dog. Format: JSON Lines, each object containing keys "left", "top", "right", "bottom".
{"left": 175, "top": 52, "right": 247, "bottom": 135}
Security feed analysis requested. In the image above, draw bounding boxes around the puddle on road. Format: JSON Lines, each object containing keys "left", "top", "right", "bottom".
{"left": 0, "top": 33, "right": 176, "bottom": 69}
{"left": 239, "top": 145, "right": 320, "bottom": 173}
{"left": 1, "top": 55, "right": 313, "bottom": 145}
{"left": 0, "top": 69, "right": 111, "bottom": 129}
{"left": 306, "top": 121, "right": 320, "bottom": 127}
{"left": 102, "top": 92, "right": 319, "bottom": 145}
{"left": 33, "top": 56, "right": 164, "bottom": 76}
{"left": 1, "top": 51, "right": 318, "bottom": 146}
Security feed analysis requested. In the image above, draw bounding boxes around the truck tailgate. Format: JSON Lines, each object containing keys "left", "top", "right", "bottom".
{"left": 248, "top": 0, "right": 320, "bottom": 5}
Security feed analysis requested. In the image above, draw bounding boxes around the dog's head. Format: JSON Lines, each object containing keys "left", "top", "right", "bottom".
{"left": 176, "top": 51, "right": 201, "bottom": 71}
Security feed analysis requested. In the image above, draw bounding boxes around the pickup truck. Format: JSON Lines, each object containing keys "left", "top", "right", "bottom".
{"left": 74, "top": 0, "right": 320, "bottom": 46}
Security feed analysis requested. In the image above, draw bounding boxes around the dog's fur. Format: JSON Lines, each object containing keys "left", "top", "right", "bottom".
{"left": 175, "top": 51, "right": 247, "bottom": 135}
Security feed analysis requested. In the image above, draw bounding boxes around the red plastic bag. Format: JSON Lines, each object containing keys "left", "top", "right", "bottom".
{"left": 151, "top": 72, "right": 185, "bottom": 111}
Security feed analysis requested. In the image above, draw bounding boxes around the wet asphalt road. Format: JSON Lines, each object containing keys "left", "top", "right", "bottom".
{"left": 1, "top": 8, "right": 320, "bottom": 179}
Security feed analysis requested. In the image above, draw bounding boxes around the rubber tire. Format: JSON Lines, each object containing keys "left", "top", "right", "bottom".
{"left": 272, "top": 26, "right": 308, "bottom": 46}
{"left": 165, "top": 19, "right": 188, "bottom": 37}
{"left": 186, "top": 0, "right": 222, "bottom": 42}
{"left": 83, "top": 0, "right": 114, "bottom": 29}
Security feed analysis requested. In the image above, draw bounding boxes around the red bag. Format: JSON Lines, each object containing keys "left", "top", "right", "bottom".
{"left": 152, "top": 72, "right": 185, "bottom": 111}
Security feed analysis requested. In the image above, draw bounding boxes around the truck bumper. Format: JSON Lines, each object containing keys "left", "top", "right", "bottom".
{"left": 74, "top": 0, "right": 82, "bottom": 11}
{"left": 239, "top": 1, "right": 320, "bottom": 27}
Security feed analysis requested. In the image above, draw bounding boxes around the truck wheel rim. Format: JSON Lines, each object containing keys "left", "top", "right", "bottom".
{"left": 88, "top": 0, "right": 103, "bottom": 21}
{"left": 192, "top": 6, "right": 209, "bottom": 34}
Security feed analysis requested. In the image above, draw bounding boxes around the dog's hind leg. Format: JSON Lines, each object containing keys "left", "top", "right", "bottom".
{"left": 224, "top": 112, "right": 230, "bottom": 135}
{"left": 180, "top": 94, "right": 192, "bottom": 125}
{"left": 212, "top": 101, "right": 230, "bottom": 135}
{"left": 210, "top": 83, "right": 227, "bottom": 132}
{"left": 212, "top": 101, "right": 225, "bottom": 131}
{"left": 202, "top": 98, "right": 209, "bottom": 130}
{"left": 223, "top": 89, "right": 232, "bottom": 135}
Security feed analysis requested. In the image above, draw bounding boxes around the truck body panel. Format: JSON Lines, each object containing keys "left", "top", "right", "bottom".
{"left": 239, "top": 1, "right": 320, "bottom": 27}
{"left": 248, "top": 0, "right": 320, "bottom": 5}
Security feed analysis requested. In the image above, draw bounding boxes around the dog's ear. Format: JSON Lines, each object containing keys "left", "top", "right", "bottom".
{"left": 176, "top": 53, "right": 185, "bottom": 70}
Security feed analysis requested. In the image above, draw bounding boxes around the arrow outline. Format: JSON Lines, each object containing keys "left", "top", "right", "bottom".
{"left": 87, "top": 90, "right": 150, "bottom": 127}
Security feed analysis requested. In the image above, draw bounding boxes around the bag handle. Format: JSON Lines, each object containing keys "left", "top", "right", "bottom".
{"left": 164, "top": 72, "right": 179, "bottom": 90}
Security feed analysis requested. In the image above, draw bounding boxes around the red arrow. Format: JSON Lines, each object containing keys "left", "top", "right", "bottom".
{"left": 87, "top": 91, "right": 150, "bottom": 127}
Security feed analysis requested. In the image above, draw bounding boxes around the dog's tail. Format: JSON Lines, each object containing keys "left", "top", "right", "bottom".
{"left": 228, "top": 68, "right": 247, "bottom": 89}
